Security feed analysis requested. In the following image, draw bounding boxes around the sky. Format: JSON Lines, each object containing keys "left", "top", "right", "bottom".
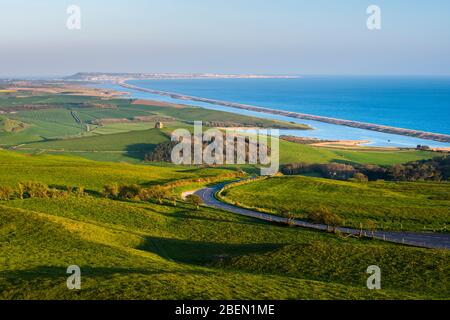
{"left": 0, "top": 0, "right": 450, "bottom": 77}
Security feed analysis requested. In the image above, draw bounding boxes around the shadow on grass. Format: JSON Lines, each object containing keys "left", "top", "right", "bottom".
{"left": 124, "top": 143, "right": 156, "bottom": 161}
{"left": 158, "top": 210, "right": 261, "bottom": 225}
{"left": 136, "top": 203, "right": 274, "bottom": 226}
{"left": 0, "top": 265, "right": 215, "bottom": 283}
{"left": 139, "top": 236, "right": 283, "bottom": 265}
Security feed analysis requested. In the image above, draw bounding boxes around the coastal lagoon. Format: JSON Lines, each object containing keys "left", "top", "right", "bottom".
{"left": 98, "top": 77, "right": 450, "bottom": 148}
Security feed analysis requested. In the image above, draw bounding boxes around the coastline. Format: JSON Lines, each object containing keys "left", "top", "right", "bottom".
{"left": 118, "top": 81, "right": 450, "bottom": 144}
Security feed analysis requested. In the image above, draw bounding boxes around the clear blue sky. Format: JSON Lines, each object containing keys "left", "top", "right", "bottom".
{"left": 1, "top": 0, "right": 449, "bottom": 76}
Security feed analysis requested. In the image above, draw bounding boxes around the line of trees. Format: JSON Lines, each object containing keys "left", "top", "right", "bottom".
{"left": 102, "top": 183, "right": 204, "bottom": 208}
{"left": 281, "top": 156, "right": 450, "bottom": 182}
{"left": 0, "top": 180, "right": 205, "bottom": 211}
{"left": 0, "top": 182, "right": 84, "bottom": 200}
{"left": 102, "top": 183, "right": 174, "bottom": 204}
{"left": 145, "top": 134, "right": 271, "bottom": 163}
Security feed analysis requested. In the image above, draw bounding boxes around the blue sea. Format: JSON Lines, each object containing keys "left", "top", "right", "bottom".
{"left": 99, "top": 76, "right": 450, "bottom": 148}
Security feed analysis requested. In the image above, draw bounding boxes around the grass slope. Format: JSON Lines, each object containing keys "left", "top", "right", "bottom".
{"left": 278, "top": 139, "right": 437, "bottom": 166}
{"left": 1, "top": 91, "right": 438, "bottom": 165}
{"left": 16, "top": 132, "right": 437, "bottom": 166}
{"left": 0, "top": 149, "right": 449, "bottom": 299}
{"left": 0, "top": 150, "right": 235, "bottom": 190}
{"left": 221, "top": 176, "right": 450, "bottom": 232}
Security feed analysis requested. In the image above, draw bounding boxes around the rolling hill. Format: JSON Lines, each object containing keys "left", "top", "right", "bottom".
{"left": 0, "top": 150, "right": 449, "bottom": 300}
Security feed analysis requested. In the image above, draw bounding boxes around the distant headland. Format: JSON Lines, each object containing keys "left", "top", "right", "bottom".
{"left": 65, "top": 72, "right": 300, "bottom": 82}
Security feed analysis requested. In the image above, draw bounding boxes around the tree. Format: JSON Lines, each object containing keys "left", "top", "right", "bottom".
{"left": 75, "top": 186, "right": 85, "bottom": 196}
{"left": 352, "top": 172, "right": 368, "bottom": 182}
{"left": 186, "top": 194, "right": 204, "bottom": 210}
{"left": 118, "top": 184, "right": 142, "bottom": 200}
{"left": 0, "top": 186, "right": 14, "bottom": 200}
{"left": 308, "top": 207, "right": 343, "bottom": 229}
{"left": 139, "top": 186, "right": 170, "bottom": 204}
{"left": 23, "top": 181, "right": 50, "bottom": 198}
{"left": 103, "top": 183, "right": 119, "bottom": 199}
{"left": 17, "top": 183, "right": 25, "bottom": 199}
{"left": 366, "top": 220, "right": 377, "bottom": 237}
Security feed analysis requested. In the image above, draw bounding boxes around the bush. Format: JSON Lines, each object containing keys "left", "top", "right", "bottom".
{"left": 102, "top": 183, "right": 171, "bottom": 203}
{"left": 23, "top": 181, "right": 50, "bottom": 199}
{"left": 103, "top": 183, "right": 120, "bottom": 199}
{"left": 48, "top": 188, "right": 66, "bottom": 198}
{"left": 17, "top": 183, "right": 25, "bottom": 199}
{"left": 352, "top": 172, "right": 368, "bottom": 182}
{"left": 308, "top": 207, "right": 343, "bottom": 227}
{"left": 282, "top": 156, "right": 450, "bottom": 182}
{"left": 0, "top": 186, "right": 14, "bottom": 200}
{"left": 139, "top": 186, "right": 169, "bottom": 204}
{"left": 75, "top": 186, "right": 85, "bottom": 196}
{"left": 1, "top": 182, "right": 74, "bottom": 200}
{"left": 185, "top": 194, "right": 204, "bottom": 209}
{"left": 281, "top": 162, "right": 356, "bottom": 180}
{"left": 118, "top": 184, "right": 142, "bottom": 200}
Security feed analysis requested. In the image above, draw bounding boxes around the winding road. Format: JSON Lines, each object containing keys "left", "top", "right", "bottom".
{"left": 195, "top": 184, "right": 450, "bottom": 250}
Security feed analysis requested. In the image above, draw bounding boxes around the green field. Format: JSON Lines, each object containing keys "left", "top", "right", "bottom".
{"left": 0, "top": 150, "right": 449, "bottom": 300}
{"left": 0, "top": 150, "right": 238, "bottom": 190}
{"left": 1, "top": 88, "right": 449, "bottom": 300}
{"left": 220, "top": 176, "right": 450, "bottom": 232}
{"left": 0, "top": 90, "right": 438, "bottom": 166}
{"left": 278, "top": 139, "right": 436, "bottom": 165}
{"left": 14, "top": 130, "right": 437, "bottom": 166}
{"left": 0, "top": 93, "right": 308, "bottom": 148}
{"left": 0, "top": 116, "right": 28, "bottom": 133}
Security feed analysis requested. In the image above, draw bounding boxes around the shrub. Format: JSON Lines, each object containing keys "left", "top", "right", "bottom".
{"left": 118, "top": 184, "right": 142, "bottom": 200}
{"left": 0, "top": 186, "right": 14, "bottom": 200}
{"left": 352, "top": 172, "right": 369, "bottom": 182}
{"left": 23, "top": 181, "right": 50, "bottom": 199}
{"left": 17, "top": 183, "right": 25, "bottom": 199}
{"left": 139, "top": 186, "right": 169, "bottom": 204}
{"left": 74, "top": 186, "right": 85, "bottom": 196}
{"left": 48, "top": 188, "right": 67, "bottom": 199}
{"left": 308, "top": 207, "right": 343, "bottom": 227}
{"left": 1, "top": 182, "right": 71, "bottom": 200}
{"left": 103, "top": 183, "right": 119, "bottom": 199}
{"left": 185, "top": 194, "right": 204, "bottom": 209}
{"left": 281, "top": 162, "right": 356, "bottom": 180}
{"left": 282, "top": 156, "right": 450, "bottom": 182}
{"left": 366, "top": 220, "right": 377, "bottom": 232}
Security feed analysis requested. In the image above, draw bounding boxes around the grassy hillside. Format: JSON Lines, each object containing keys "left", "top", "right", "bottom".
{"left": 0, "top": 116, "right": 28, "bottom": 133}
{"left": 0, "top": 92, "right": 307, "bottom": 147}
{"left": 278, "top": 139, "right": 436, "bottom": 165}
{"left": 1, "top": 90, "right": 438, "bottom": 166}
{"left": 15, "top": 132, "right": 437, "bottom": 166}
{"left": 220, "top": 176, "right": 450, "bottom": 232}
{"left": 0, "top": 149, "right": 449, "bottom": 299}
{"left": 22, "top": 128, "right": 170, "bottom": 159}
{"left": 0, "top": 150, "right": 236, "bottom": 190}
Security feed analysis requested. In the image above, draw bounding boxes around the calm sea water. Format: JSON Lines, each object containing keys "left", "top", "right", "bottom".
{"left": 98, "top": 77, "right": 450, "bottom": 148}
{"left": 129, "top": 77, "right": 450, "bottom": 135}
